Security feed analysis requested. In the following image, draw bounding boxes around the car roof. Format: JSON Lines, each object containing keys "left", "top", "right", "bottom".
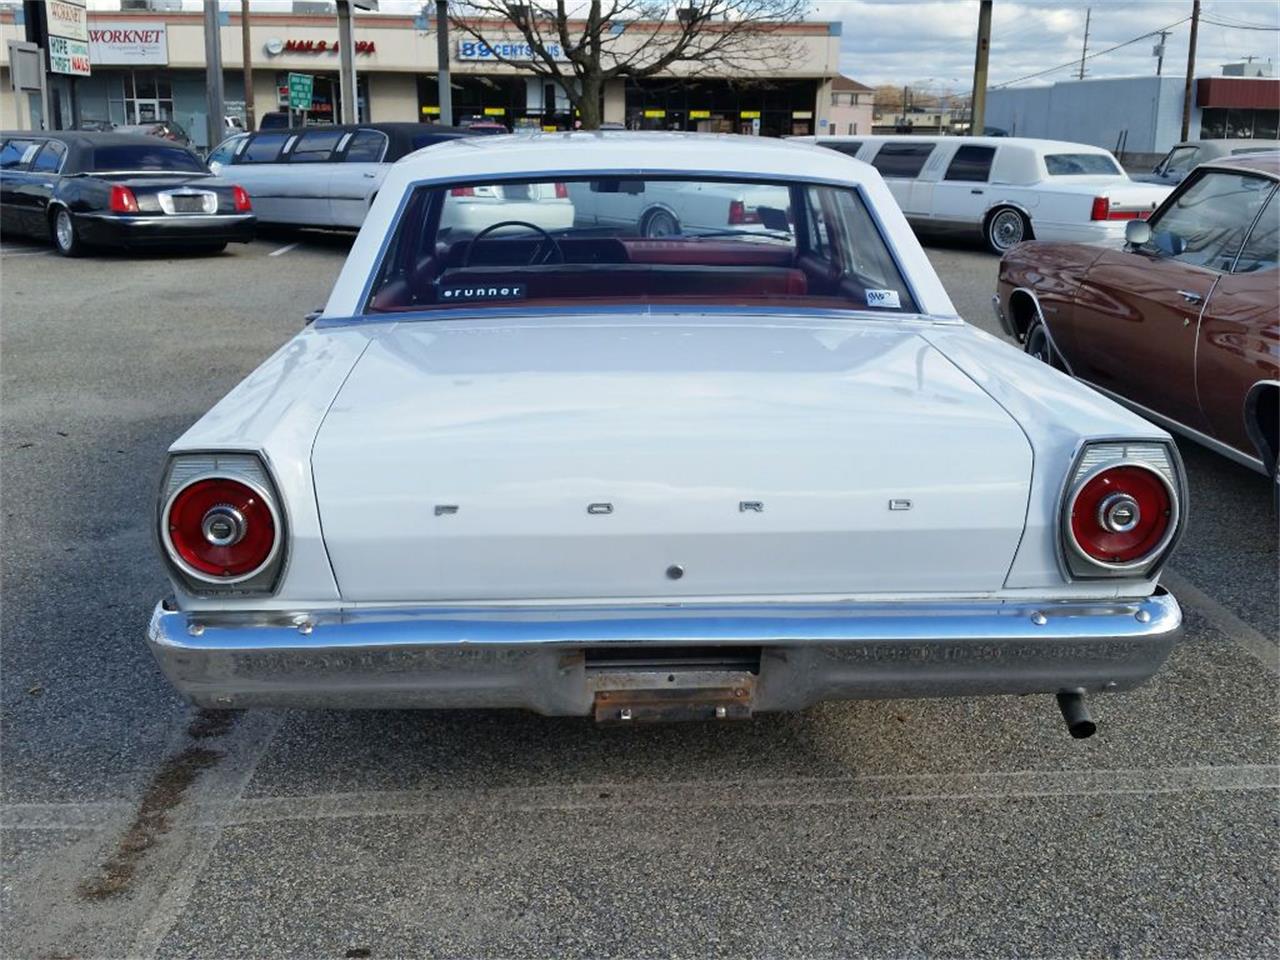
{"left": 251, "top": 121, "right": 472, "bottom": 137}
{"left": 390, "top": 131, "right": 878, "bottom": 182}
{"left": 247, "top": 122, "right": 473, "bottom": 161}
{"left": 1201, "top": 151, "right": 1280, "bottom": 177}
{"left": 812, "top": 134, "right": 1115, "bottom": 153}
{"left": 1, "top": 130, "right": 190, "bottom": 149}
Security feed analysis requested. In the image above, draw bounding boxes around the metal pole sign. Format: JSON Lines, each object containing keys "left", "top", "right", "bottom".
{"left": 288, "top": 73, "right": 314, "bottom": 112}
{"left": 46, "top": 0, "right": 90, "bottom": 76}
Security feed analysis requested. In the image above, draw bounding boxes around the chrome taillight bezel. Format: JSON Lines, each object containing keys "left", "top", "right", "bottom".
{"left": 156, "top": 452, "right": 288, "bottom": 596}
{"left": 1058, "top": 439, "right": 1186, "bottom": 579}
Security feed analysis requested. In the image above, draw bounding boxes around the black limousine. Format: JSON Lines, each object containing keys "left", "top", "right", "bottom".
{"left": 0, "top": 131, "right": 255, "bottom": 256}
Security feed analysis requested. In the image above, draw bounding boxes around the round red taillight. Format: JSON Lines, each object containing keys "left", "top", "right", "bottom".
{"left": 165, "top": 477, "right": 277, "bottom": 580}
{"left": 1069, "top": 465, "right": 1173, "bottom": 565}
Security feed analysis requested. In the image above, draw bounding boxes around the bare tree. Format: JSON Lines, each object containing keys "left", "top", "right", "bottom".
{"left": 449, "top": 2, "right": 808, "bottom": 128}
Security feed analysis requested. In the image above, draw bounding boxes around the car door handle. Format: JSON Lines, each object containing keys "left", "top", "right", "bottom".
{"left": 362, "top": 172, "right": 376, "bottom": 178}
{"left": 1177, "top": 289, "right": 1203, "bottom": 304}
{"left": 970, "top": 189, "right": 984, "bottom": 195}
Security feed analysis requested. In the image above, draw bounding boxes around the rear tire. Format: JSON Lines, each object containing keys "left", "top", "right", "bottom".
{"left": 51, "top": 208, "right": 84, "bottom": 258}
{"left": 985, "top": 206, "right": 1029, "bottom": 255}
{"left": 1024, "top": 320, "right": 1063, "bottom": 370}
{"left": 641, "top": 208, "right": 680, "bottom": 238}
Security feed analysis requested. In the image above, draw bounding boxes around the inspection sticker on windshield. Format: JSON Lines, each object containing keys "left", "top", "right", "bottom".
{"left": 866, "top": 289, "right": 901, "bottom": 309}
{"left": 439, "top": 284, "right": 527, "bottom": 303}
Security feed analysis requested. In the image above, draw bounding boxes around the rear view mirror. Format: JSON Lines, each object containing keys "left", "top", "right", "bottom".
{"left": 1125, "top": 219, "right": 1151, "bottom": 247}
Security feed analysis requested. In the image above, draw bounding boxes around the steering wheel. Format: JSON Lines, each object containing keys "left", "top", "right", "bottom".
{"left": 462, "top": 220, "right": 565, "bottom": 268}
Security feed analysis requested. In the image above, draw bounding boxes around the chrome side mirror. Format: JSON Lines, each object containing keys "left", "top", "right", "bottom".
{"left": 1125, "top": 219, "right": 1151, "bottom": 247}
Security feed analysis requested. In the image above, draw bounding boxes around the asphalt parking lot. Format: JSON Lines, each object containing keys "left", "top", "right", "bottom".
{"left": 2, "top": 230, "right": 1276, "bottom": 959}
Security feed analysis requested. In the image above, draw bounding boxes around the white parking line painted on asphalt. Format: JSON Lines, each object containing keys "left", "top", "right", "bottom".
{"left": 268, "top": 242, "right": 299, "bottom": 257}
{"left": 0, "top": 248, "right": 53, "bottom": 258}
{"left": 1163, "top": 568, "right": 1280, "bottom": 675}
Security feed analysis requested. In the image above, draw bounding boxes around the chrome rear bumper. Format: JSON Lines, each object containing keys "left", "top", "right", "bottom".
{"left": 146, "top": 591, "right": 1181, "bottom": 714}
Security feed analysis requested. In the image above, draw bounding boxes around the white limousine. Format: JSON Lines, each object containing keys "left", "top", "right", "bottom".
{"left": 146, "top": 132, "right": 1184, "bottom": 737}
{"left": 797, "top": 135, "right": 1173, "bottom": 254}
{"left": 205, "top": 122, "right": 568, "bottom": 233}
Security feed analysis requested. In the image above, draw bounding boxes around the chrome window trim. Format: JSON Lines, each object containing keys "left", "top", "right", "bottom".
{"left": 355, "top": 169, "right": 928, "bottom": 320}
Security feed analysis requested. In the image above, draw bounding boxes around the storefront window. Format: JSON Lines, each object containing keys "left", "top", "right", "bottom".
{"left": 1200, "top": 107, "right": 1280, "bottom": 140}
{"left": 103, "top": 71, "right": 177, "bottom": 125}
{"left": 274, "top": 73, "right": 368, "bottom": 124}
{"left": 623, "top": 78, "right": 819, "bottom": 137}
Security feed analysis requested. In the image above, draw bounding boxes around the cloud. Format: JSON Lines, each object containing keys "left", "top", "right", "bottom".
{"left": 813, "top": 0, "right": 1280, "bottom": 89}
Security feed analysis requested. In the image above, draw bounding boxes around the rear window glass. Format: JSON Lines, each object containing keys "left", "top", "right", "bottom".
{"left": 344, "top": 130, "right": 388, "bottom": 162}
{"left": 90, "top": 144, "right": 205, "bottom": 172}
{"left": 1044, "top": 153, "right": 1121, "bottom": 176}
{"left": 944, "top": 145, "right": 996, "bottom": 182}
{"left": 291, "top": 129, "right": 343, "bottom": 163}
{"left": 871, "top": 143, "right": 935, "bottom": 179}
{"left": 241, "top": 133, "right": 289, "bottom": 163}
{"left": 364, "top": 176, "right": 917, "bottom": 317}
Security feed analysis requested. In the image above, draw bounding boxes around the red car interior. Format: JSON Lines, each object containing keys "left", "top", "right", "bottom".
{"left": 367, "top": 235, "right": 879, "bottom": 313}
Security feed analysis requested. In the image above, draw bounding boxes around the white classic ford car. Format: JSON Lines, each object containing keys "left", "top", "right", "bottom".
{"left": 148, "top": 132, "right": 1184, "bottom": 737}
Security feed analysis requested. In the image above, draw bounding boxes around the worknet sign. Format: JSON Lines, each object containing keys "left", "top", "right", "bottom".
{"left": 88, "top": 22, "right": 169, "bottom": 66}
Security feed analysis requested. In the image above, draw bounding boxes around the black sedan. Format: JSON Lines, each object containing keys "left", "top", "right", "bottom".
{"left": 0, "top": 131, "right": 255, "bottom": 256}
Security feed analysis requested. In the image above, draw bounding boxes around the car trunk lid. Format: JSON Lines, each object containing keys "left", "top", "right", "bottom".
{"left": 312, "top": 316, "right": 1033, "bottom": 601}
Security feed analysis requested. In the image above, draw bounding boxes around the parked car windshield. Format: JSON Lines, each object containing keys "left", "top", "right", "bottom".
{"left": 90, "top": 144, "right": 206, "bottom": 173}
{"left": 1044, "top": 153, "right": 1122, "bottom": 176}
{"left": 366, "top": 176, "right": 918, "bottom": 315}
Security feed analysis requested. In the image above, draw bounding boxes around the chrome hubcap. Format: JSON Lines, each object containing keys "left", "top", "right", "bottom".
{"left": 55, "top": 212, "right": 72, "bottom": 250}
{"left": 1028, "top": 329, "right": 1050, "bottom": 363}
{"left": 646, "top": 213, "right": 678, "bottom": 237}
{"left": 991, "top": 211, "right": 1023, "bottom": 250}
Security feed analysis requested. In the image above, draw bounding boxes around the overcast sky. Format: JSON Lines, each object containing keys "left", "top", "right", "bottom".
{"left": 812, "top": 0, "right": 1280, "bottom": 90}
{"left": 84, "top": 0, "right": 1280, "bottom": 91}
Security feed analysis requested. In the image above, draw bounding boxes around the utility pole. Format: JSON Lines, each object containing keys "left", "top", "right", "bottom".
{"left": 1155, "top": 29, "right": 1171, "bottom": 76}
{"left": 969, "top": 0, "right": 992, "bottom": 135}
{"left": 203, "top": 0, "right": 226, "bottom": 151}
{"left": 337, "top": 1, "right": 357, "bottom": 123}
{"left": 1181, "top": 0, "right": 1200, "bottom": 140}
{"left": 1078, "top": 8, "right": 1091, "bottom": 80}
{"left": 241, "top": 0, "right": 255, "bottom": 131}
{"left": 436, "top": 0, "right": 453, "bottom": 126}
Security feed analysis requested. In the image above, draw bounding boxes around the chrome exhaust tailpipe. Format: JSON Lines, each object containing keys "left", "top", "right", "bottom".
{"left": 1056, "top": 689, "right": 1097, "bottom": 739}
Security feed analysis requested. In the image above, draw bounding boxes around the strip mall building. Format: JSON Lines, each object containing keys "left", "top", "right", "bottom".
{"left": 0, "top": 8, "right": 864, "bottom": 145}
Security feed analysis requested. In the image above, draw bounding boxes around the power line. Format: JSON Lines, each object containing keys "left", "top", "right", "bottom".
{"left": 992, "top": 16, "right": 1191, "bottom": 89}
{"left": 1201, "top": 16, "right": 1280, "bottom": 31}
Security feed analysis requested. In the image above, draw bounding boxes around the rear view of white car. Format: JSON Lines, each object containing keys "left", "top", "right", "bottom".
{"left": 441, "top": 181, "right": 575, "bottom": 235}
{"left": 798, "top": 134, "right": 1172, "bottom": 253}
{"left": 567, "top": 179, "right": 792, "bottom": 236}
